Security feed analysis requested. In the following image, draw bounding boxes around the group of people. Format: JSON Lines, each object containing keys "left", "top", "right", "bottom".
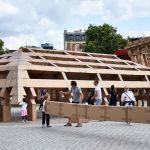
{"left": 59, "top": 80, "right": 136, "bottom": 127}
{"left": 18, "top": 79, "right": 136, "bottom": 127}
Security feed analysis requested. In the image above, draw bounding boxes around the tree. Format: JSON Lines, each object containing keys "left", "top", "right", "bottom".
{"left": 0, "top": 39, "right": 9, "bottom": 55}
{"left": 0, "top": 39, "right": 5, "bottom": 55}
{"left": 84, "top": 24, "right": 127, "bottom": 54}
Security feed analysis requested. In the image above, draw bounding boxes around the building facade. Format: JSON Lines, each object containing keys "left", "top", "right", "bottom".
{"left": 126, "top": 37, "right": 150, "bottom": 67}
{"left": 64, "top": 29, "right": 86, "bottom": 52}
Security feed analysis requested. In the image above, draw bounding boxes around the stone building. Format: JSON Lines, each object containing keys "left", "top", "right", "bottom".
{"left": 64, "top": 29, "right": 86, "bottom": 52}
{"left": 126, "top": 37, "right": 150, "bottom": 67}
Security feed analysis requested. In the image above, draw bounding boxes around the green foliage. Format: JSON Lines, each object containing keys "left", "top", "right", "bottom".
{"left": 0, "top": 39, "right": 8, "bottom": 55}
{"left": 84, "top": 23, "right": 127, "bottom": 54}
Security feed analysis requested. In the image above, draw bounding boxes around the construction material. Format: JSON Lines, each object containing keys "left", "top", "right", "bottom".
{"left": 46, "top": 101, "right": 150, "bottom": 123}
{"left": 0, "top": 47, "right": 150, "bottom": 122}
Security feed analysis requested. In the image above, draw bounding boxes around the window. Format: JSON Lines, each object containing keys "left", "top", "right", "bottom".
{"left": 43, "top": 56, "right": 77, "bottom": 62}
{"left": 79, "top": 58, "right": 99, "bottom": 63}
{"left": 55, "top": 63, "right": 89, "bottom": 68}
{"left": 0, "top": 71, "right": 9, "bottom": 79}
{"left": 121, "top": 75, "right": 146, "bottom": 81}
{"left": 27, "top": 70, "right": 64, "bottom": 79}
{"left": 76, "top": 35, "right": 79, "bottom": 41}
{"left": 100, "top": 74, "right": 120, "bottom": 81}
{"left": 30, "top": 56, "right": 41, "bottom": 59}
{"left": 66, "top": 72, "right": 98, "bottom": 80}
{"left": 29, "top": 62, "right": 53, "bottom": 66}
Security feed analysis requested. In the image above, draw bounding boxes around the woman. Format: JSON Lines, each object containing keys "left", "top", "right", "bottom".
{"left": 108, "top": 85, "right": 118, "bottom": 106}
{"left": 39, "top": 94, "right": 51, "bottom": 128}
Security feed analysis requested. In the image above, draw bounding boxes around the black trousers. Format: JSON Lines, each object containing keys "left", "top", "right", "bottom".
{"left": 109, "top": 100, "right": 117, "bottom": 106}
{"left": 42, "top": 112, "right": 50, "bottom": 125}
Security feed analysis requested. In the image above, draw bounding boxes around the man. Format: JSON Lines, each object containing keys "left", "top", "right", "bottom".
{"left": 91, "top": 80, "right": 102, "bottom": 105}
{"left": 121, "top": 86, "right": 136, "bottom": 126}
{"left": 60, "top": 81, "right": 83, "bottom": 127}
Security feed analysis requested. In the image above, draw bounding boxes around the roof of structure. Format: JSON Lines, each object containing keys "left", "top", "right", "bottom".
{"left": 0, "top": 47, "right": 150, "bottom": 104}
{"left": 126, "top": 36, "right": 150, "bottom": 49}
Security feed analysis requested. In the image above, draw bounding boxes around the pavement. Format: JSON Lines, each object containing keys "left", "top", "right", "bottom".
{"left": 0, "top": 106, "right": 150, "bottom": 150}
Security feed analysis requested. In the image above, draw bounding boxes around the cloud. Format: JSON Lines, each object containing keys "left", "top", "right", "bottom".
{"left": 72, "top": 0, "right": 104, "bottom": 16}
{"left": 0, "top": 0, "right": 150, "bottom": 50}
{"left": 103, "top": 0, "right": 150, "bottom": 20}
{"left": 0, "top": 1, "right": 18, "bottom": 16}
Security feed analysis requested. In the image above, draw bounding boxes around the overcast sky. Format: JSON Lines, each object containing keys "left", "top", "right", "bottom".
{"left": 0, "top": 0, "right": 150, "bottom": 50}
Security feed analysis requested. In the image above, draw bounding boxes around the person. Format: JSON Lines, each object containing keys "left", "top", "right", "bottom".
{"left": 19, "top": 98, "right": 28, "bottom": 123}
{"left": 91, "top": 80, "right": 102, "bottom": 105}
{"left": 60, "top": 81, "right": 83, "bottom": 127}
{"left": 87, "top": 89, "right": 95, "bottom": 105}
{"left": 39, "top": 94, "right": 51, "bottom": 128}
{"left": 108, "top": 85, "right": 118, "bottom": 106}
{"left": 121, "top": 86, "right": 136, "bottom": 126}
{"left": 39, "top": 89, "right": 47, "bottom": 111}
{"left": 40, "top": 89, "right": 47, "bottom": 97}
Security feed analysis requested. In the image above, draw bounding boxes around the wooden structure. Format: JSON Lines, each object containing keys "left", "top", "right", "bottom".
{"left": 126, "top": 37, "right": 150, "bottom": 67}
{"left": 0, "top": 47, "right": 150, "bottom": 122}
{"left": 46, "top": 101, "right": 150, "bottom": 124}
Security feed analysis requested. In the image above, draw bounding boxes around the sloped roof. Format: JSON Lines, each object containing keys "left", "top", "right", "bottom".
{"left": 0, "top": 47, "right": 150, "bottom": 104}
{"left": 126, "top": 36, "right": 150, "bottom": 49}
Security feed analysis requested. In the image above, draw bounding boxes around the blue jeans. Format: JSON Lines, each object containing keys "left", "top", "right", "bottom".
{"left": 95, "top": 99, "right": 101, "bottom": 105}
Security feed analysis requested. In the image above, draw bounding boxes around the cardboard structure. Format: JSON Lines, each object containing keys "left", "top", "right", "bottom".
{"left": 126, "top": 37, "right": 150, "bottom": 67}
{"left": 46, "top": 101, "right": 150, "bottom": 123}
{"left": 0, "top": 47, "right": 150, "bottom": 122}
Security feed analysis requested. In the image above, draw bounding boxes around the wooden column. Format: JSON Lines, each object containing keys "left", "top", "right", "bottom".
{"left": 26, "top": 88, "right": 37, "bottom": 121}
{"left": 0, "top": 89, "right": 11, "bottom": 122}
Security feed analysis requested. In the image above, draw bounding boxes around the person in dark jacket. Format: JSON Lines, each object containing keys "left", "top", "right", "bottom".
{"left": 87, "top": 89, "right": 95, "bottom": 105}
{"left": 108, "top": 85, "right": 118, "bottom": 106}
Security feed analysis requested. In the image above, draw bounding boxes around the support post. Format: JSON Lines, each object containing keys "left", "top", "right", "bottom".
{"left": 27, "top": 99, "right": 36, "bottom": 121}
{"left": 0, "top": 89, "right": 11, "bottom": 122}
{"left": 26, "top": 88, "right": 37, "bottom": 121}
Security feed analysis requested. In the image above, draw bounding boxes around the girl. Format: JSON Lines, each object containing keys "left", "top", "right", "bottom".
{"left": 19, "top": 98, "right": 28, "bottom": 123}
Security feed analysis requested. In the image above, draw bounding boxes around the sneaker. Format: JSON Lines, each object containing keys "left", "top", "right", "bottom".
{"left": 128, "top": 123, "right": 134, "bottom": 126}
{"left": 22, "top": 120, "right": 24, "bottom": 123}
{"left": 64, "top": 122, "right": 72, "bottom": 127}
{"left": 46, "top": 125, "right": 51, "bottom": 127}
{"left": 75, "top": 123, "right": 82, "bottom": 127}
{"left": 42, "top": 124, "right": 45, "bottom": 128}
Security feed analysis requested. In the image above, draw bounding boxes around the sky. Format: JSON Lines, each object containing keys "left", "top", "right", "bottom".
{"left": 0, "top": 0, "right": 150, "bottom": 50}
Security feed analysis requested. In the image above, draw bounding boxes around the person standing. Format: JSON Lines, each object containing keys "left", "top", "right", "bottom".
{"left": 60, "top": 81, "right": 83, "bottom": 127}
{"left": 39, "top": 94, "right": 51, "bottom": 128}
{"left": 87, "top": 89, "right": 95, "bottom": 105}
{"left": 108, "top": 85, "right": 118, "bottom": 106}
{"left": 91, "top": 80, "right": 102, "bottom": 105}
{"left": 19, "top": 98, "right": 28, "bottom": 123}
{"left": 121, "top": 86, "right": 136, "bottom": 126}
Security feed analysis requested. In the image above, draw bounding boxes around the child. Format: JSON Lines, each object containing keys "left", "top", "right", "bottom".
{"left": 19, "top": 98, "right": 28, "bottom": 123}
{"left": 39, "top": 94, "right": 51, "bottom": 128}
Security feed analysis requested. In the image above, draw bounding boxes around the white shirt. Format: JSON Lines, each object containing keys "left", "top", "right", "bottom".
{"left": 121, "top": 91, "right": 136, "bottom": 102}
{"left": 19, "top": 101, "right": 27, "bottom": 111}
{"left": 95, "top": 85, "right": 102, "bottom": 99}
{"left": 42, "top": 100, "right": 46, "bottom": 112}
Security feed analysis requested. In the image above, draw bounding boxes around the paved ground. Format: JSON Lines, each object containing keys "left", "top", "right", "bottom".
{"left": 0, "top": 107, "right": 150, "bottom": 150}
